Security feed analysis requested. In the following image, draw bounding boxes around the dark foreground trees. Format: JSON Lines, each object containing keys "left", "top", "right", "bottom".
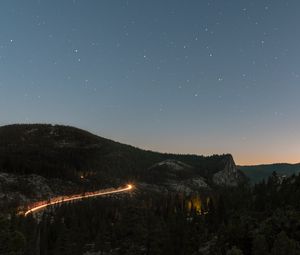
{"left": 2, "top": 173, "right": 300, "bottom": 254}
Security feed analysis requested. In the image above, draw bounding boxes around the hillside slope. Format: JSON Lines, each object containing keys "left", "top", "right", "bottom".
{"left": 0, "top": 124, "right": 242, "bottom": 183}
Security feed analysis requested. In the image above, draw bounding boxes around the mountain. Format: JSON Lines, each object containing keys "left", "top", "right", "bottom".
{"left": 213, "top": 154, "right": 247, "bottom": 186}
{"left": 0, "top": 124, "right": 247, "bottom": 209}
{"left": 240, "top": 163, "right": 300, "bottom": 183}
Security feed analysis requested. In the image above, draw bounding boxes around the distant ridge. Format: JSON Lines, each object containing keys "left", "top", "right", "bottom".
{"left": 239, "top": 163, "right": 300, "bottom": 183}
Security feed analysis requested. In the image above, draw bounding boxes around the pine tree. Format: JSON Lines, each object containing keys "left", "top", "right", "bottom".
{"left": 226, "top": 246, "right": 244, "bottom": 255}
{"left": 271, "top": 231, "right": 300, "bottom": 255}
{"left": 252, "top": 234, "right": 269, "bottom": 255}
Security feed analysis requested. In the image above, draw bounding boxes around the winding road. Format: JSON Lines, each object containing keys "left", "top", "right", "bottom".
{"left": 24, "top": 184, "right": 133, "bottom": 216}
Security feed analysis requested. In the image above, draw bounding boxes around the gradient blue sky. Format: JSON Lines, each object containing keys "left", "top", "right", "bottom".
{"left": 1, "top": 0, "right": 299, "bottom": 165}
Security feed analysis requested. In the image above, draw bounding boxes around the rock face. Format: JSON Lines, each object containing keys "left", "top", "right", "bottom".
{"left": 145, "top": 159, "right": 210, "bottom": 194}
{"left": 144, "top": 155, "right": 247, "bottom": 193}
{"left": 212, "top": 155, "right": 246, "bottom": 186}
{"left": 0, "top": 171, "right": 77, "bottom": 210}
{"left": 155, "top": 159, "right": 192, "bottom": 171}
{"left": 166, "top": 176, "right": 210, "bottom": 194}
{"left": 148, "top": 159, "right": 193, "bottom": 180}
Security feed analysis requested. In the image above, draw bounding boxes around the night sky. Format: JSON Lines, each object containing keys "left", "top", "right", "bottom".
{"left": 1, "top": 0, "right": 299, "bottom": 165}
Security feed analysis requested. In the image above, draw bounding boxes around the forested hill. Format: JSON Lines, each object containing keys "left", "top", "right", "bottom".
{"left": 0, "top": 124, "right": 233, "bottom": 184}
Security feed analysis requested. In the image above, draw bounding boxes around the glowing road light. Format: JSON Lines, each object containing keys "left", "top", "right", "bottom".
{"left": 24, "top": 184, "right": 133, "bottom": 217}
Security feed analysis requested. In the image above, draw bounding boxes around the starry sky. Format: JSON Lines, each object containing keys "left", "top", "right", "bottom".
{"left": 0, "top": 0, "right": 299, "bottom": 165}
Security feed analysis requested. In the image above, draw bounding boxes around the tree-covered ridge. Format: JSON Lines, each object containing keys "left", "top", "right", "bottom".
{"left": 0, "top": 124, "right": 232, "bottom": 182}
{"left": 240, "top": 163, "right": 300, "bottom": 184}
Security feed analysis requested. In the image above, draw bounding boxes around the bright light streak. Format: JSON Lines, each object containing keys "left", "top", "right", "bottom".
{"left": 24, "top": 184, "right": 133, "bottom": 217}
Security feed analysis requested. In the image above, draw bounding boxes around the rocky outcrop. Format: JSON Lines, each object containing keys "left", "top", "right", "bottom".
{"left": 165, "top": 177, "right": 210, "bottom": 194}
{"left": 144, "top": 156, "right": 247, "bottom": 192}
{"left": 0, "top": 171, "right": 77, "bottom": 210}
{"left": 145, "top": 159, "right": 210, "bottom": 193}
{"left": 147, "top": 159, "right": 194, "bottom": 181}
{"left": 154, "top": 159, "right": 193, "bottom": 171}
{"left": 212, "top": 155, "right": 247, "bottom": 186}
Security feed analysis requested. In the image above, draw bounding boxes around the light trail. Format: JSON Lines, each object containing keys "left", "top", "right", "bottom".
{"left": 24, "top": 184, "right": 133, "bottom": 217}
